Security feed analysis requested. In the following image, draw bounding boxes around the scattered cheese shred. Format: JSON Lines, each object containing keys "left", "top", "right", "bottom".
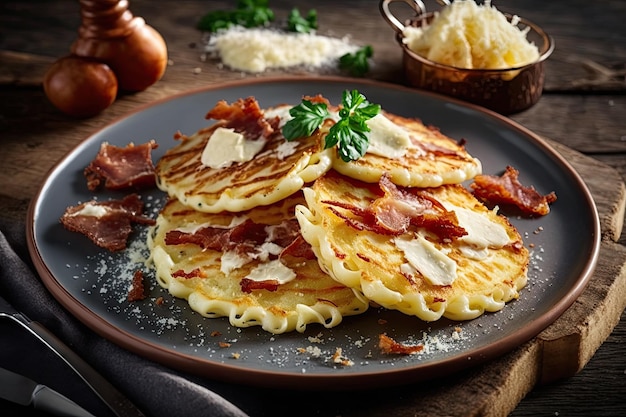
{"left": 206, "top": 27, "right": 359, "bottom": 73}
{"left": 402, "top": 0, "right": 540, "bottom": 69}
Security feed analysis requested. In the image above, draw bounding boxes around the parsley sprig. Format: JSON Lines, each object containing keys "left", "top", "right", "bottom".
{"left": 197, "top": 0, "right": 274, "bottom": 32}
{"left": 283, "top": 90, "right": 381, "bottom": 162}
{"left": 339, "top": 45, "right": 374, "bottom": 77}
{"left": 286, "top": 8, "right": 318, "bottom": 33}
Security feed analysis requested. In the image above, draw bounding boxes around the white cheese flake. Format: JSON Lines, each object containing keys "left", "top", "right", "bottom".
{"left": 444, "top": 204, "right": 510, "bottom": 249}
{"left": 70, "top": 203, "right": 109, "bottom": 218}
{"left": 220, "top": 250, "right": 250, "bottom": 275}
{"left": 173, "top": 215, "right": 248, "bottom": 234}
{"left": 395, "top": 235, "right": 457, "bottom": 286}
{"left": 245, "top": 259, "right": 296, "bottom": 284}
{"left": 201, "top": 127, "right": 266, "bottom": 169}
{"left": 365, "top": 114, "right": 412, "bottom": 159}
{"left": 263, "top": 105, "right": 293, "bottom": 127}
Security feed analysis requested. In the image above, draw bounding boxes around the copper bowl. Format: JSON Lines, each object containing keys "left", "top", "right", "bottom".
{"left": 380, "top": 0, "right": 554, "bottom": 114}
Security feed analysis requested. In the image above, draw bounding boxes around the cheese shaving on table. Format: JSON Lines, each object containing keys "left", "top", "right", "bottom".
{"left": 205, "top": 26, "right": 359, "bottom": 73}
{"left": 402, "top": 0, "right": 540, "bottom": 69}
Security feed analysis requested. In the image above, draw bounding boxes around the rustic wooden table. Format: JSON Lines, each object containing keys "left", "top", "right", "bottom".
{"left": 1, "top": 1, "right": 625, "bottom": 416}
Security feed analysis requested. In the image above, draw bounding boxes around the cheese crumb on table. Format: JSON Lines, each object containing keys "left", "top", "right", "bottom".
{"left": 402, "top": 0, "right": 540, "bottom": 69}
{"left": 206, "top": 26, "right": 359, "bottom": 73}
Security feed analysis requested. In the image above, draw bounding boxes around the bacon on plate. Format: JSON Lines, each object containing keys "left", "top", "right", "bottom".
{"left": 60, "top": 193, "right": 155, "bottom": 251}
{"left": 378, "top": 333, "right": 424, "bottom": 355}
{"left": 470, "top": 166, "right": 557, "bottom": 216}
{"left": 205, "top": 96, "right": 279, "bottom": 141}
{"left": 84, "top": 141, "right": 158, "bottom": 191}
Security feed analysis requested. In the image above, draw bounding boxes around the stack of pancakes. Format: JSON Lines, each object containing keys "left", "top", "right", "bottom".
{"left": 148, "top": 97, "right": 528, "bottom": 334}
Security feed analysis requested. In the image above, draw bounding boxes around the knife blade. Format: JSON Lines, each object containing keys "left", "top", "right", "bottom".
{"left": 0, "top": 366, "right": 96, "bottom": 417}
{"left": 0, "top": 294, "right": 145, "bottom": 417}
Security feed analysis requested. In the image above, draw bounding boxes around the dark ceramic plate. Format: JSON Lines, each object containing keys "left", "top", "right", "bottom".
{"left": 27, "top": 77, "right": 600, "bottom": 390}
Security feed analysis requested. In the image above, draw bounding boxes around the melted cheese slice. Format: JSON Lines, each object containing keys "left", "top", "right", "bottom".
{"left": 148, "top": 193, "right": 368, "bottom": 334}
{"left": 200, "top": 127, "right": 266, "bottom": 169}
{"left": 295, "top": 172, "right": 528, "bottom": 322}
{"left": 332, "top": 111, "right": 482, "bottom": 187}
{"left": 365, "top": 113, "right": 412, "bottom": 159}
{"left": 394, "top": 235, "right": 457, "bottom": 286}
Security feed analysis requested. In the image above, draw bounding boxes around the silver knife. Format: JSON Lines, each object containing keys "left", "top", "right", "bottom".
{"left": 0, "top": 366, "right": 96, "bottom": 417}
{"left": 0, "top": 295, "right": 145, "bottom": 417}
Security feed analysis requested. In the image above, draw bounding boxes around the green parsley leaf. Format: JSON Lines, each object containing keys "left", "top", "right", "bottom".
{"left": 197, "top": 0, "right": 275, "bottom": 32}
{"left": 286, "top": 8, "right": 318, "bottom": 33}
{"left": 326, "top": 90, "right": 381, "bottom": 162}
{"left": 282, "top": 100, "right": 330, "bottom": 141}
{"left": 281, "top": 90, "right": 380, "bottom": 162}
{"left": 339, "top": 45, "right": 374, "bottom": 77}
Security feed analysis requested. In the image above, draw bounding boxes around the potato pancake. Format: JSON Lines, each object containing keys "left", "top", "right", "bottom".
{"left": 332, "top": 112, "right": 482, "bottom": 187}
{"left": 148, "top": 193, "right": 368, "bottom": 334}
{"left": 295, "top": 171, "right": 528, "bottom": 322}
{"left": 156, "top": 102, "right": 333, "bottom": 213}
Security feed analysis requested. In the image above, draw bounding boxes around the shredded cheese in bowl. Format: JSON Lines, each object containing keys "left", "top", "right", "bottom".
{"left": 401, "top": 0, "right": 540, "bottom": 70}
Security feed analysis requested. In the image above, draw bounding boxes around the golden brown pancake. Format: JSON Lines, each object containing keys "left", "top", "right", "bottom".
{"left": 295, "top": 172, "right": 528, "bottom": 322}
{"left": 148, "top": 193, "right": 368, "bottom": 334}
{"left": 155, "top": 104, "right": 333, "bottom": 213}
{"left": 332, "top": 111, "right": 482, "bottom": 187}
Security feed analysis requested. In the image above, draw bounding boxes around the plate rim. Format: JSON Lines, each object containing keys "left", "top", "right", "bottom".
{"left": 26, "top": 75, "right": 601, "bottom": 390}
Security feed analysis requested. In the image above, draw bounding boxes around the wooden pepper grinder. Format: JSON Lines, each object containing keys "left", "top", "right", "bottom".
{"left": 71, "top": 0, "right": 168, "bottom": 92}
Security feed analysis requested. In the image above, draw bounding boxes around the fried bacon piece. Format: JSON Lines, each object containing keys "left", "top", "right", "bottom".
{"left": 127, "top": 270, "right": 147, "bottom": 302}
{"left": 165, "top": 219, "right": 265, "bottom": 252}
{"left": 279, "top": 235, "right": 316, "bottom": 260}
{"left": 84, "top": 141, "right": 158, "bottom": 191}
{"left": 205, "top": 96, "right": 279, "bottom": 140}
{"left": 324, "top": 174, "right": 467, "bottom": 241}
{"left": 172, "top": 268, "right": 205, "bottom": 279}
{"left": 60, "top": 194, "right": 155, "bottom": 251}
{"left": 470, "top": 166, "right": 557, "bottom": 216}
{"left": 165, "top": 218, "right": 304, "bottom": 254}
{"left": 240, "top": 278, "right": 280, "bottom": 293}
{"left": 378, "top": 333, "right": 424, "bottom": 355}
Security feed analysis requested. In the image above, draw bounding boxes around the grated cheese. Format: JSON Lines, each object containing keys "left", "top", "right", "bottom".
{"left": 402, "top": 0, "right": 540, "bottom": 69}
{"left": 206, "top": 26, "right": 359, "bottom": 73}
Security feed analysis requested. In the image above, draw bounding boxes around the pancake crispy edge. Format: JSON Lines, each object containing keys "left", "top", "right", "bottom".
{"left": 295, "top": 172, "right": 529, "bottom": 322}
{"left": 148, "top": 193, "right": 369, "bottom": 334}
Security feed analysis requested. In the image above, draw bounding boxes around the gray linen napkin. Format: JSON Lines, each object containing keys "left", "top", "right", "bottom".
{"left": 0, "top": 217, "right": 251, "bottom": 417}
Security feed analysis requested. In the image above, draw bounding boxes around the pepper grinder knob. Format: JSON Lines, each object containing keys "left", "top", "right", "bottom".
{"left": 71, "top": 0, "right": 168, "bottom": 92}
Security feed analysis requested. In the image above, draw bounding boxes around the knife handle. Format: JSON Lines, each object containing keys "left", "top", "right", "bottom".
{"left": 32, "top": 384, "right": 96, "bottom": 417}
{"left": 22, "top": 319, "right": 145, "bottom": 417}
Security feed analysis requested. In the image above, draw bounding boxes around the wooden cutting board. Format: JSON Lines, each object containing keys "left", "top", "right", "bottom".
{"left": 381, "top": 141, "right": 626, "bottom": 417}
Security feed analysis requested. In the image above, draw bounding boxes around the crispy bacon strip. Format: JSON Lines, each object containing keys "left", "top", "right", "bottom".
{"left": 84, "top": 141, "right": 158, "bottom": 191}
{"left": 279, "top": 234, "right": 315, "bottom": 260}
{"left": 165, "top": 219, "right": 266, "bottom": 251}
{"left": 172, "top": 268, "right": 205, "bottom": 279}
{"left": 165, "top": 218, "right": 312, "bottom": 266}
{"left": 379, "top": 334, "right": 424, "bottom": 355}
{"left": 471, "top": 166, "right": 557, "bottom": 216}
{"left": 324, "top": 174, "right": 466, "bottom": 241}
{"left": 60, "top": 194, "right": 155, "bottom": 252}
{"left": 205, "top": 97, "right": 279, "bottom": 140}
{"left": 165, "top": 219, "right": 305, "bottom": 251}
{"left": 240, "top": 278, "right": 280, "bottom": 293}
{"left": 127, "top": 270, "right": 147, "bottom": 302}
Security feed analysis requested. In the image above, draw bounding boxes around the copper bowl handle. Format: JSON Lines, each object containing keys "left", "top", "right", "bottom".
{"left": 379, "top": 0, "right": 426, "bottom": 33}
